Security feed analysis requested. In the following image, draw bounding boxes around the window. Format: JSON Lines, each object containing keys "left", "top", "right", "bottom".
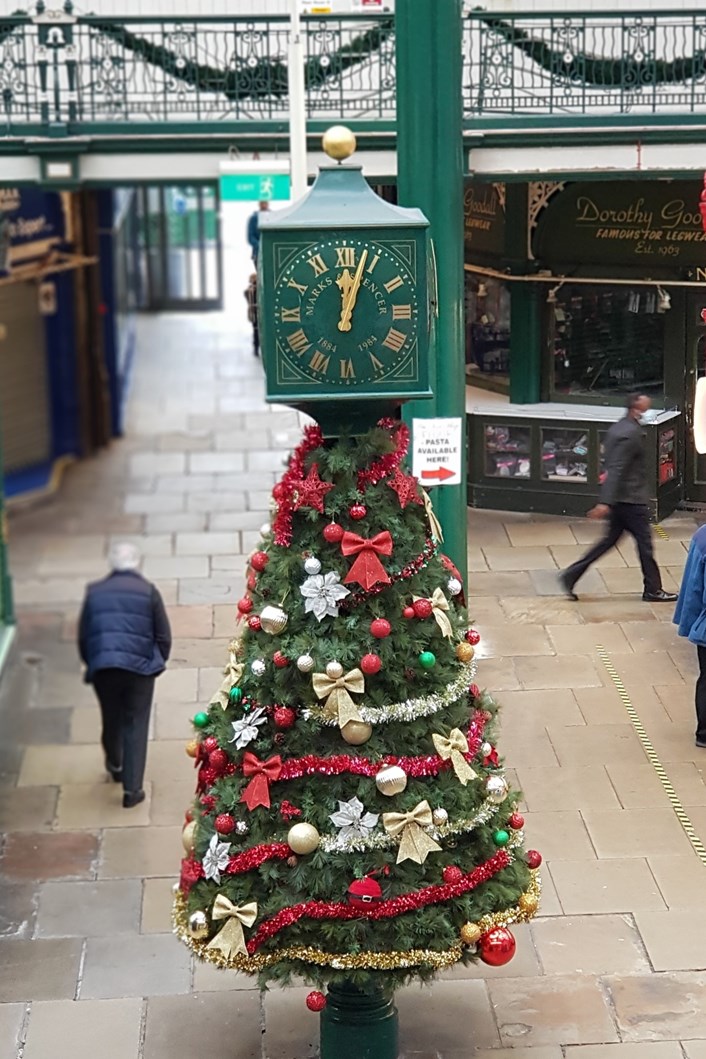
{"left": 465, "top": 274, "right": 510, "bottom": 390}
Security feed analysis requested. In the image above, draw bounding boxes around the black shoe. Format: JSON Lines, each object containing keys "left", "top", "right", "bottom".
{"left": 106, "top": 761, "right": 123, "bottom": 784}
{"left": 559, "top": 571, "right": 578, "bottom": 601}
{"left": 123, "top": 789, "right": 146, "bottom": 809}
{"left": 696, "top": 740, "right": 706, "bottom": 749}
{"left": 642, "top": 590, "right": 678, "bottom": 603}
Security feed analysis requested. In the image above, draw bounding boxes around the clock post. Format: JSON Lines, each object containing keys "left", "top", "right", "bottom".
{"left": 257, "top": 128, "right": 433, "bottom": 438}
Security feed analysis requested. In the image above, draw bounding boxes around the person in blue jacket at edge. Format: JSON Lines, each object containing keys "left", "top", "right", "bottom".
{"left": 247, "top": 200, "right": 269, "bottom": 263}
{"left": 674, "top": 523, "right": 706, "bottom": 748}
{"left": 78, "top": 542, "right": 172, "bottom": 807}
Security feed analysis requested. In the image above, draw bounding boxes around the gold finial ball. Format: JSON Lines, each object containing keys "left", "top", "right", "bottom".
{"left": 460, "top": 922, "right": 482, "bottom": 946}
{"left": 518, "top": 893, "right": 539, "bottom": 916}
{"left": 322, "top": 125, "right": 357, "bottom": 162}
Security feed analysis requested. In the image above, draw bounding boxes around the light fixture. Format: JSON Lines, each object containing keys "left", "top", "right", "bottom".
{"left": 656, "top": 286, "right": 671, "bottom": 313}
{"left": 546, "top": 282, "right": 564, "bottom": 305}
{"left": 477, "top": 282, "right": 487, "bottom": 298}
{"left": 695, "top": 376, "right": 706, "bottom": 454}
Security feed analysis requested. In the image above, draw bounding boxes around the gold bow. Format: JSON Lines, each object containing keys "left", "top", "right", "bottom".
{"left": 413, "top": 587, "right": 453, "bottom": 639}
{"left": 432, "top": 728, "right": 477, "bottom": 786}
{"left": 422, "top": 490, "right": 444, "bottom": 543}
{"left": 211, "top": 652, "right": 245, "bottom": 711}
{"left": 312, "top": 667, "right": 365, "bottom": 728}
{"left": 382, "top": 800, "right": 442, "bottom": 865}
{"left": 205, "top": 895, "right": 258, "bottom": 957}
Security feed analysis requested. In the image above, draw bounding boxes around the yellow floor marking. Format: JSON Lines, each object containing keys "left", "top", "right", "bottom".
{"left": 596, "top": 644, "right": 706, "bottom": 867}
{"left": 653, "top": 524, "right": 670, "bottom": 541}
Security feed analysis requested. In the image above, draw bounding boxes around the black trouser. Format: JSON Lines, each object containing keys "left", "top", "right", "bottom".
{"left": 92, "top": 669, "right": 155, "bottom": 793}
{"left": 564, "top": 502, "right": 662, "bottom": 595}
{"left": 696, "top": 646, "right": 706, "bottom": 744}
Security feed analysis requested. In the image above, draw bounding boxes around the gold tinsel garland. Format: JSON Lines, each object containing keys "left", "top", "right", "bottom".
{"left": 172, "top": 869, "right": 541, "bottom": 973}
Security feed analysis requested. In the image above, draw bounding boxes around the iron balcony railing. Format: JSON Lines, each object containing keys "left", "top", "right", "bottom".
{"left": 2, "top": 5, "right": 706, "bottom": 136}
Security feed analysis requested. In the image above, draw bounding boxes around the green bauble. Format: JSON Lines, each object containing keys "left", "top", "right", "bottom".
{"left": 193, "top": 711, "right": 209, "bottom": 729}
{"left": 493, "top": 829, "right": 510, "bottom": 847}
{"left": 229, "top": 686, "right": 243, "bottom": 705}
{"left": 419, "top": 651, "right": 436, "bottom": 670}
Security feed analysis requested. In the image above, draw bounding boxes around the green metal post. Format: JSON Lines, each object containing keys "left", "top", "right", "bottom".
{"left": 397, "top": 0, "right": 467, "bottom": 580}
{"left": 0, "top": 423, "right": 15, "bottom": 674}
{"left": 320, "top": 980, "right": 398, "bottom": 1059}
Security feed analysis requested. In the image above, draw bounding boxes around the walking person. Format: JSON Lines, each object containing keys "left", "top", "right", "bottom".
{"left": 78, "top": 542, "right": 172, "bottom": 808}
{"left": 247, "top": 200, "right": 269, "bottom": 264}
{"left": 674, "top": 524, "right": 706, "bottom": 747}
{"left": 245, "top": 272, "right": 259, "bottom": 356}
{"left": 559, "top": 393, "right": 677, "bottom": 603}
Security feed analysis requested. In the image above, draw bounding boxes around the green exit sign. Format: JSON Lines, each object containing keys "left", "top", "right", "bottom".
{"left": 220, "top": 172, "right": 290, "bottom": 202}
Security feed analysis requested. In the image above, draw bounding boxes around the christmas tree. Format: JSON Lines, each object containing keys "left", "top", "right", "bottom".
{"left": 174, "top": 417, "right": 541, "bottom": 1004}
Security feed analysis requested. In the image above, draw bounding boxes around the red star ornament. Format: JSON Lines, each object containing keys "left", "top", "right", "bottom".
{"left": 291, "top": 463, "right": 335, "bottom": 514}
{"left": 387, "top": 467, "right": 424, "bottom": 509}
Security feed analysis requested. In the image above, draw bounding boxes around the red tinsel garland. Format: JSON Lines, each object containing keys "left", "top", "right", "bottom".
{"left": 246, "top": 849, "right": 511, "bottom": 952}
{"left": 356, "top": 418, "right": 410, "bottom": 490}
{"left": 272, "top": 425, "right": 324, "bottom": 547}
{"left": 180, "top": 842, "right": 292, "bottom": 888}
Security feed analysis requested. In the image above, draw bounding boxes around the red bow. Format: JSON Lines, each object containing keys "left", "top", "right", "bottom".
{"left": 341, "top": 530, "right": 393, "bottom": 591}
{"left": 240, "top": 752, "right": 282, "bottom": 810}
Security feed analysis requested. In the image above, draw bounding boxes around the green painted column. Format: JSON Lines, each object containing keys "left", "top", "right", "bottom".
{"left": 396, "top": 0, "right": 467, "bottom": 580}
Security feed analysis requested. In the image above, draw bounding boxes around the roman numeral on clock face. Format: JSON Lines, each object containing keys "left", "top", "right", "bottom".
{"left": 382, "top": 327, "right": 407, "bottom": 353}
{"left": 287, "top": 278, "right": 308, "bottom": 296}
{"left": 281, "top": 306, "right": 301, "bottom": 323}
{"left": 309, "top": 349, "right": 331, "bottom": 375}
{"left": 339, "top": 358, "right": 355, "bottom": 379}
{"left": 287, "top": 328, "right": 312, "bottom": 355}
{"left": 369, "top": 352, "right": 384, "bottom": 373}
{"left": 307, "top": 254, "right": 328, "bottom": 277}
{"left": 335, "top": 247, "right": 356, "bottom": 268}
{"left": 392, "top": 304, "right": 412, "bottom": 320}
{"left": 384, "top": 275, "right": 404, "bottom": 294}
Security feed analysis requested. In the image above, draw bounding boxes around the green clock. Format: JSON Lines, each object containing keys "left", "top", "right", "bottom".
{"left": 259, "top": 160, "right": 432, "bottom": 433}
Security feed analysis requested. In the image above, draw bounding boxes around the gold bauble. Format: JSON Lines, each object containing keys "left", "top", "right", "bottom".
{"left": 518, "top": 893, "right": 539, "bottom": 916}
{"left": 287, "top": 822, "right": 321, "bottom": 855}
{"left": 341, "top": 719, "right": 373, "bottom": 746}
{"left": 326, "top": 660, "right": 344, "bottom": 679}
{"left": 259, "top": 605, "right": 288, "bottom": 635}
{"left": 375, "top": 764, "right": 408, "bottom": 797}
{"left": 182, "top": 819, "right": 197, "bottom": 853}
{"left": 322, "top": 125, "right": 357, "bottom": 161}
{"left": 456, "top": 642, "right": 474, "bottom": 663}
{"left": 187, "top": 910, "right": 209, "bottom": 940}
{"left": 460, "top": 922, "right": 482, "bottom": 946}
{"left": 486, "top": 775, "right": 509, "bottom": 804}
{"left": 185, "top": 739, "right": 200, "bottom": 758}
{"left": 432, "top": 807, "right": 449, "bottom": 826}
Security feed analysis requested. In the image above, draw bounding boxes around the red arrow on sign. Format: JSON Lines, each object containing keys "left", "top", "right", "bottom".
{"left": 421, "top": 467, "right": 455, "bottom": 481}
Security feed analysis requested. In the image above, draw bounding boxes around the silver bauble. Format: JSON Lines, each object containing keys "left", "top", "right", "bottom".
{"left": 375, "top": 764, "right": 408, "bottom": 797}
{"left": 486, "top": 775, "right": 509, "bottom": 804}
{"left": 481, "top": 742, "right": 493, "bottom": 758}
{"left": 326, "top": 660, "right": 344, "bottom": 680}
{"left": 432, "top": 807, "right": 449, "bottom": 826}
{"left": 260, "top": 522, "right": 271, "bottom": 537}
{"left": 260, "top": 605, "right": 288, "bottom": 635}
{"left": 304, "top": 556, "right": 322, "bottom": 575}
{"left": 448, "top": 577, "right": 462, "bottom": 596}
{"left": 187, "top": 910, "right": 209, "bottom": 940}
{"left": 297, "top": 653, "right": 315, "bottom": 673}
{"left": 251, "top": 658, "right": 266, "bottom": 676}
{"left": 235, "top": 820, "right": 249, "bottom": 836}
{"left": 341, "top": 719, "right": 373, "bottom": 745}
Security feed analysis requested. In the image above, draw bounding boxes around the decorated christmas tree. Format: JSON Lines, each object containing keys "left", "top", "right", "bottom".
{"left": 173, "top": 417, "right": 541, "bottom": 1014}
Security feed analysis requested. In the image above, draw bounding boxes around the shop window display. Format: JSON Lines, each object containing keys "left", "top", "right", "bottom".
{"left": 465, "top": 274, "right": 510, "bottom": 390}
{"left": 548, "top": 285, "right": 665, "bottom": 402}
{"left": 484, "top": 423, "right": 531, "bottom": 479}
{"left": 540, "top": 428, "right": 589, "bottom": 483}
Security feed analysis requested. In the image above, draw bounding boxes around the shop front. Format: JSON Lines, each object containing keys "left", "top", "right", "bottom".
{"left": 465, "top": 177, "right": 706, "bottom": 519}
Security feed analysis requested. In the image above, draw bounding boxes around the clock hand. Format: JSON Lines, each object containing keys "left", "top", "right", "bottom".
{"left": 337, "top": 249, "right": 368, "bottom": 332}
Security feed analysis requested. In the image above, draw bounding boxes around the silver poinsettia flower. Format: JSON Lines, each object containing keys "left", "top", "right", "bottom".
{"left": 300, "top": 570, "right": 350, "bottom": 621}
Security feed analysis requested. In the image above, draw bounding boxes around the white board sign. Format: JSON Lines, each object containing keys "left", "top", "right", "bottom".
{"left": 412, "top": 417, "right": 463, "bottom": 487}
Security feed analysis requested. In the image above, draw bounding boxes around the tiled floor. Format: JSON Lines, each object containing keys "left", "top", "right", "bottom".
{"left": 2, "top": 299, "right": 706, "bottom": 1057}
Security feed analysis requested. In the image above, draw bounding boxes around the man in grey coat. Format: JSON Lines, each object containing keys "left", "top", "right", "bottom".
{"left": 559, "top": 393, "right": 677, "bottom": 604}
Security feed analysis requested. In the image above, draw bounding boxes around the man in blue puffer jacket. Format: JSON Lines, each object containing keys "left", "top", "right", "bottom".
{"left": 78, "top": 542, "right": 172, "bottom": 808}
{"left": 674, "top": 523, "right": 706, "bottom": 749}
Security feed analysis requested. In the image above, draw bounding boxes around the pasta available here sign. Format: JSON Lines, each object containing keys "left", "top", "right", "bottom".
{"left": 412, "top": 417, "right": 463, "bottom": 487}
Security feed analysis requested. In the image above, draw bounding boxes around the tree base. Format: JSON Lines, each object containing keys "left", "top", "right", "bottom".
{"left": 320, "top": 981, "right": 399, "bottom": 1059}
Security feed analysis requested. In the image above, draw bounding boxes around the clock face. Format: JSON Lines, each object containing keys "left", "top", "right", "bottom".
{"left": 272, "top": 236, "right": 421, "bottom": 390}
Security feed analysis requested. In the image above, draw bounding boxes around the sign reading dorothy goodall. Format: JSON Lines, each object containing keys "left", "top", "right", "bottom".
{"left": 464, "top": 183, "right": 505, "bottom": 262}
{"left": 533, "top": 181, "right": 706, "bottom": 269}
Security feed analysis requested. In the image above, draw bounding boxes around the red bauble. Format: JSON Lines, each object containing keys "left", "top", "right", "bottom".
{"left": 237, "top": 597, "right": 253, "bottom": 615}
{"left": 248, "top": 615, "right": 262, "bottom": 632}
{"left": 468, "top": 683, "right": 481, "bottom": 699}
{"left": 323, "top": 522, "right": 344, "bottom": 543}
{"left": 478, "top": 927, "right": 516, "bottom": 967}
{"left": 202, "top": 736, "right": 219, "bottom": 755}
{"left": 306, "top": 991, "right": 327, "bottom": 1012}
{"left": 209, "top": 749, "right": 228, "bottom": 773}
{"left": 413, "top": 598, "right": 433, "bottom": 619}
{"left": 247, "top": 572, "right": 257, "bottom": 591}
{"left": 215, "top": 813, "right": 235, "bottom": 834}
{"left": 272, "top": 482, "right": 287, "bottom": 502}
{"left": 273, "top": 651, "right": 289, "bottom": 668}
{"left": 466, "top": 628, "right": 481, "bottom": 646}
{"left": 360, "top": 653, "right": 382, "bottom": 675}
{"left": 403, "top": 606, "right": 416, "bottom": 619}
{"left": 251, "top": 551, "right": 269, "bottom": 572}
{"left": 526, "top": 849, "right": 542, "bottom": 869}
{"left": 200, "top": 794, "right": 216, "bottom": 811}
{"left": 347, "top": 876, "right": 383, "bottom": 910}
{"left": 442, "top": 865, "right": 463, "bottom": 884}
{"left": 274, "top": 706, "right": 296, "bottom": 730}
{"left": 199, "top": 766, "right": 217, "bottom": 787}
{"left": 349, "top": 503, "right": 367, "bottom": 521}
{"left": 184, "top": 809, "right": 193, "bottom": 823}
{"left": 508, "top": 813, "right": 525, "bottom": 830}
{"left": 370, "top": 618, "right": 392, "bottom": 639}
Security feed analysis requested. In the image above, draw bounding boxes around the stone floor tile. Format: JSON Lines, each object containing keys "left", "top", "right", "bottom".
{"left": 468, "top": 571, "right": 535, "bottom": 597}
{"left": 0, "top": 786, "right": 58, "bottom": 831}
{"left": 517, "top": 767, "right": 620, "bottom": 811}
{"left": 564, "top": 1045, "right": 685, "bottom": 1058}
{"left": 607, "top": 652, "right": 684, "bottom": 686}
{"left": 578, "top": 599, "right": 658, "bottom": 623}
{"left": 470, "top": 1050, "right": 563, "bottom": 1059}
{"left": 145, "top": 513, "right": 207, "bottom": 533}
{"left": 124, "top": 493, "right": 185, "bottom": 515}
{"left": 465, "top": 598, "right": 506, "bottom": 625}
{"left": 468, "top": 545, "right": 488, "bottom": 572}
{"left": 506, "top": 521, "right": 577, "bottom": 546}
{"left": 188, "top": 452, "right": 245, "bottom": 474}
{"left": 174, "top": 532, "right": 240, "bottom": 556}
{"left": 68, "top": 709, "right": 102, "bottom": 744}
{"left": 606, "top": 762, "right": 706, "bottom": 808}
{"left": 146, "top": 740, "right": 193, "bottom": 785}
{"left": 550, "top": 544, "right": 628, "bottom": 569}
{"left": 0, "top": 1004, "right": 25, "bottom": 1057}
{"left": 582, "top": 808, "right": 694, "bottom": 858}
{"left": 141, "top": 877, "right": 177, "bottom": 934}
{"left": 98, "top": 825, "right": 181, "bottom": 879}
{"left": 186, "top": 491, "right": 247, "bottom": 515}
{"left": 0, "top": 939, "right": 82, "bottom": 1001}
{"left": 130, "top": 452, "right": 185, "bottom": 476}
{"left": 482, "top": 546, "right": 558, "bottom": 571}
{"left": 535, "top": 865, "right": 564, "bottom": 917}
{"left": 149, "top": 777, "right": 195, "bottom": 827}
{"left": 620, "top": 539, "right": 687, "bottom": 567}
{"left": 634, "top": 909, "right": 706, "bottom": 970}
{"left": 547, "top": 623, "right": 633, "bottom": 655}
{"left": 500, "top": 596, "right": 584, "bottom": 625}
{"left": 532, "top": 567, "right": 609, "bottom": 597}
{"left": 36, "top": 879, "right": 141, "bottom": 937}
{"left": 573, "top": 684, "right": 670, "bottom": 726}
{"left": 495, "top": 689, "right": 586, "bottom": 730}
{"left": 647, "top": 854, "right": 706, "bottom": 909}
{"left": 684, "top": 1043, "right": 706, "bottom": 1058}
{"left": 546, "top": 726, "right": 647, "bottom": 767}
{"left": 468, "top": 656, "right": 521, "bottom": 693}
{"left": 532, "top": 914, "right": 649, "bottom": 975}
{"left": 192, "top": 960, "right": 266, "bottom": 992}
{"left": 177, "top": 577, "right": 243, "bottom": 605}
{"left": 514, "top": 655, "right": 605, "bottom": 690}
{"left": 607, "top": 971, "right": 706, "bottom": 1041}
{"left": 262, "top": 987, "right": 318, "bottom": 1058}
{"left": 549, "top": 858, "right": 665, "bottom": 915}
{"left": 214, "top": 429, "right": 269, "bottom": 450}
{"left": 598, "top": 566, "right": 655, "bottom": 593}
{"left": 143, "top": 992, "right": 261, "bottom": 1058}
{"left": 0, "top": 880, "right": 39, "bottom": 938}
{"left": 154, "top": 473, "right": 216, "bottom": 494}
{"left": 619, "top": 621, "right": 683, "bottom": 652}
{"left": 521, "top": 811, "right": 596, "bottom": 860}
{"left": 471, "top": 624, "right": 554, "bottom": 658}
{"left": 153, "top": 700, "right": 194, "bottom": 741}
{"left": 153, "top": 666, "right": 198, "bottom": 703}
{"left": 55, "top": 783, "right": 152, "bottom": 830}
{"left": 489, "top": 975, "right": 619, "bottom": 1047}
{"left": 212, "top": 604, "right": 239, "bottom": 639}
{"left": 209, "top": 510, "right": 271, "bottom": 532}
{"left": 0, "top": 831, "right": 98, "bottom": 880}
{"left": 168, "top": 637, "right": 230, "bottom": 670}
{"left": 106, "top": 533, "right": 173, "bottom": 557}
{"left": 143, "top": 555, "right": 209, "bottom": 580}
{"left": 497, "top": 727, "right": 561, "bottom": 769}
{"left": 164, "top": 605, "right": 213, "bottom": 639}
{"left": 23, "top": 998, "right": 143, "bottom": 1059}
{"left": 81, "top": 934, "right": 191, "bottom": 999}
{"left": 17, "top": 745, "right": 104, "bottom": 787}
{"left": 396, "top": 980, "right": 501, "bottom": 1053}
